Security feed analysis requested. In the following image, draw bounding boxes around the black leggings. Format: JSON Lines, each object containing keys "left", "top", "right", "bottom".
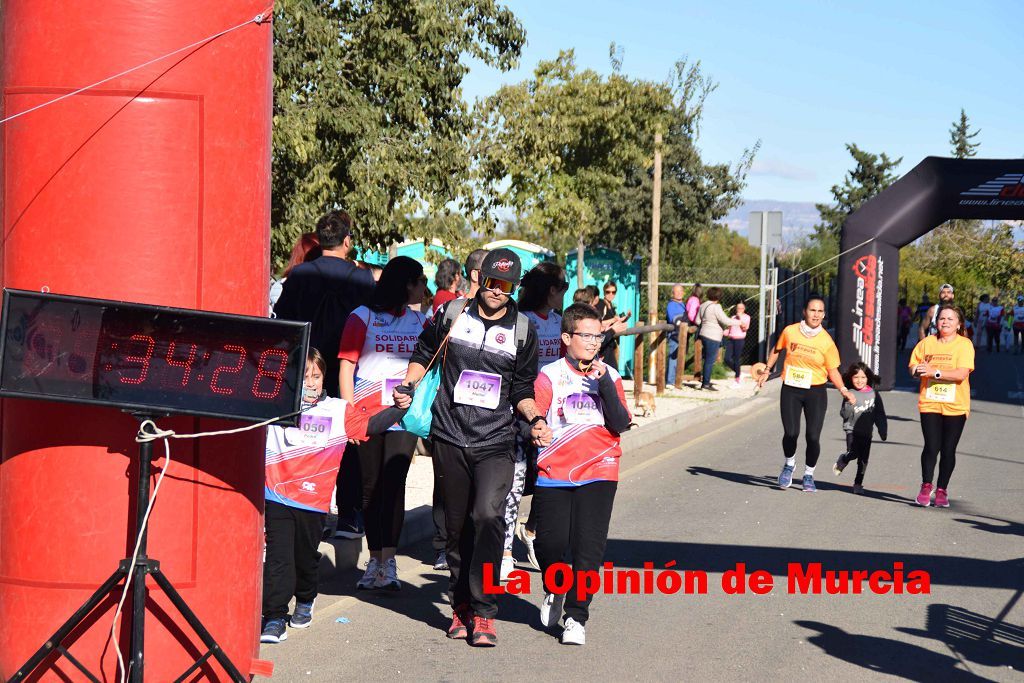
{"left": 724, "top": 338, "right": 744, "bottom": 378}
{"left": 920, "top": 412, "right": 967, "bottom": 490}
{"left": 534, "top": 481, "right": 617, "bottom": 625}
{"left": 845, "top": 432, "right": 873, "bottom": 485}
{"left": 780, "top": 383, "right": 828, "bottom": 467}
{"left": 358, "top": 430, "right": 418, "bottom": 551}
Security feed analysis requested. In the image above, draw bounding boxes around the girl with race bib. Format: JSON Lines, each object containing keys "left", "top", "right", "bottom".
{"left": 338, "top": 256, "right": 427, "bottom": 590}
{"left": 756, "top": 296, "right": 854, "bottom": 492}
{"left": 909, "top": 305, "right": 974, "bottom": 508}
{"left": 262, "top": 348, "right": 350, "bottom": 644}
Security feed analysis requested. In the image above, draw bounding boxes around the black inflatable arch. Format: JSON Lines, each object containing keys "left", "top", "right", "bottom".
{"left": 835, "top": 157, "right": 1024, "bottom": 390}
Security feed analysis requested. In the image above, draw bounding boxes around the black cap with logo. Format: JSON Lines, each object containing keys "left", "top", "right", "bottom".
{"left": 479, "top": 248, "right": 522, "bottom": 284}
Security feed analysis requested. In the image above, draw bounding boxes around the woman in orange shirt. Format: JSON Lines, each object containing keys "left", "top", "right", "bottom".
{"left": 757, "top": 296, "right": 854, "bottom": 492}
{"left": 908, "top": 305, "right": 974, "bottom": 508}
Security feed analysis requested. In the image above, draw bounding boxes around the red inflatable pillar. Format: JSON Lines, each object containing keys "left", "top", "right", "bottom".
{"left": 1, "top": 1, "right": 272, "bottom": 679}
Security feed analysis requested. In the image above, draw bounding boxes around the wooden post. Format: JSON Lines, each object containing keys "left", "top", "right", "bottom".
{"left": 674, "top": 323, "right": 688, "bottom": 388}
{"left": 647, "top": 131, "right": 662, "bottom": 386}
{"left": 692, "top": 335, "right": 703, "bottom": 380}
{"left": 655, "top": 327, "right": 667, "bottom": 395}
{"left": 633, "top": 337, "right": 644, "bottom": 405}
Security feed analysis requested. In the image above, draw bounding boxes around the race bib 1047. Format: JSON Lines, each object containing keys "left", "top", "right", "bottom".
{"left": 453, "top": 370, "right": 502, "bottom": 409}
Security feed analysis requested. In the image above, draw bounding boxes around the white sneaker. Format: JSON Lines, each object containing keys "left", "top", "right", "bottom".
{"left": 561, "top": 617, "right": 586, "bottom": 645}
{"left": 500, "top": 555, "right": 516, "bottom": 582}
{"left": 516, "top": 522, "right": 540, "bottom": 571}
{"left": 378, "top": 558, "right": 401, "bottom": 591}
{"left": 356, "top": 558, "right": 381, "bottom": 590}
{"left": 539, "top": 592, "right": 565, "bottom": 628}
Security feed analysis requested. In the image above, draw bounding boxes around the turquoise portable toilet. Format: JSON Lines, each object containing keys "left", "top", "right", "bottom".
{"left": 483, "top": 239, "right": 555, "bottom": 274}
{"left": 392, "top": 238, "right": 454, "bottom": 283}
{"left": 564, "top": 247, "right": 641, "bottom": 378}
{"left": 354, "top": 246, "right": 388, "bottom": 268}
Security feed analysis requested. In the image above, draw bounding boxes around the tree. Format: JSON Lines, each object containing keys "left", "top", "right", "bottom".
{"left": 473, "top": 52, "right": 756, "bottom": 260}
{"left": 271, "top": 0, "right": 525, "bottom": 268}
{"left": 949, "top": 108, "right": 980, "bottom": 159}
{"left": 813, "top": 144, "right": 902, "bottom": 242}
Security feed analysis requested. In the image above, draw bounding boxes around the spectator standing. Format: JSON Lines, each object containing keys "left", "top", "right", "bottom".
{"left": 695, "top": 287, "right": 742, "bottom": 391}
{"left": 1013, "top": 295, "right": 1024, "bottom": 354}
{"left": 270, "top": 232, "right": 320, "bottom": 313}
{"left": 897, "top": 298, "right": 913, "bottom": 350}
{"left": 272, "top": 210, "right": 376, "bottom": 538}
{"left": 975, "top": 294, "right": 991, "bottom": 349}
{"left": 666, "top": 284, "right": 687, "bottom": 384}
{"left": 432, "top": 258, "right": 463, "bottom": 314}
{"left": 919, "top": 284, "right": 954, "bottom": 341}
{"left": 723, "top": 301, "right": 750, "bottom": 387}
{"left": 686, "top": 284, "right": 704, "bottom": 377}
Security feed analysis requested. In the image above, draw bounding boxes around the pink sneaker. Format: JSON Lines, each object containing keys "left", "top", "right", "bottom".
{"left": 934, "top": 488, "right": 950, "bottom": 508}
{"left": 916, "top": 483, "right": 934, "bottom": 507}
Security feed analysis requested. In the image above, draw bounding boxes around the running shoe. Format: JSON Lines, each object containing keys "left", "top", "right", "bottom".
{"left": 447, "top": 604, "right": 471, "bottom": 639}
{"left": 289, "top": 600, "right": 314, "bottom": 629}
{"left": 852, "top": 484, "right": 865, "bottom": 495}
{"left": 433, "top": 551, "right": 449, "bottom": 571}
{"left": 356, "top": 558, "right": 382, "bottom": 590}
{"left": 833, "top": 453, "right": 850, "bottom": 476}
{"left": 260, "top": 618, "right": 288, "bottom": 644}
{"left": 934, "top": 488, "right": 950, "bottom": 508}
{"left": 778, "top": 464, "right": 795, "bottom": 489}
{"left": 500, "top": 555, "right": 516, "bottom": 582}
{"left": 540, "top": 592, "right": 565, "bottom": 628}
{"left": 802, "top": 474, "right": 817, "bottom": 493}
{"left": 470, "top": 616, "right": 497, "bottom": 647}
{"left": 516, "top": 523, "right": 539, "bottom": 570}
{"left": 916, "top": 482, "right": 934, "bottom": 507}
{"left": 378, "top": 558, "right": 401, "bottom": 591}
{"left": 334, "top": 512, "right": 365, "bottom": 539}
{"left": 561, "top": 617, "right": 586, "bottom": 646}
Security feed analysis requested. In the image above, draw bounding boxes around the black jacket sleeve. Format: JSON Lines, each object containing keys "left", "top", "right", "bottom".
{"left": 272, "top": 272, "right": 303, "bottom": 321}
{"left": 509, "top": 321, "right": 539, "bottom": 408}
{"left": 598, "top": 372, "right": 632, "bottom": 434}
{"left": 873, "top": 392, "right": 888, "bottom": 441}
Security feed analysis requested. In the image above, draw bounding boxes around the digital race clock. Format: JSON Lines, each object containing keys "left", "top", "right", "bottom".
{"left": 0, "top": 289, "right": 309, "bottom": 423}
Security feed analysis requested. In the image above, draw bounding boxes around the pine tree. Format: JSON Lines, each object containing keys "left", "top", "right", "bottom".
{"left": 813, "top": 144, "right": 902, "bottom": 240}
{"left": 948, "top": 109, "right": 980, "bottom": 159}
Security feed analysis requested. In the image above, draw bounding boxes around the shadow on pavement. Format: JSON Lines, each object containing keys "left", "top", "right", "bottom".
{"left": 685, "top": 465, "right": 913, "bottom": 503}
{"left": 894, "top": 598, "right": 1024, "bottom": 673}
{"left": 954, "top": 515, "right": 1024, "bottom": 538}
{"left": 795, "top": 620, "right": 989, "bottom": 681}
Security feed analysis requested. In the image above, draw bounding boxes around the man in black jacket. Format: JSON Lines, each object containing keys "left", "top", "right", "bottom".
{"left": 395, "top": 248, "right": 552, "bottom": 647}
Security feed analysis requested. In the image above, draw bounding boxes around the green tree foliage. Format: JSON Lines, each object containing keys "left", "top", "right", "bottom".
{"left": 949, "top": 108, "right": 980, "bottom": 159}
{"left": 271, "top": 0, "right": 525, "bottom": 267}
{"left": 472, "top": 52, "right": 756, "bottom": 260}
{"left": 813, "top": 144, "right": 902, "bottom": 242}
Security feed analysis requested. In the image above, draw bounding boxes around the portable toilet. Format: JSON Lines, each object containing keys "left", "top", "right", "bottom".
{"left": 483, "top": 239, "right": 555, "bottom": 274}
{"left": 354, "top": 246, "right": 388, "bottom": 268}
{"left": 393, "top": 238, "right": 454, "bottom": 284}
{"left": 564, "top": 247, "right": 641, "bottom": 378}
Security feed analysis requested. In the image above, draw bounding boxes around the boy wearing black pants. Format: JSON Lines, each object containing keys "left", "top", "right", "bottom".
{"left": 532, "top": 304, "right": 632, "bottom": 645}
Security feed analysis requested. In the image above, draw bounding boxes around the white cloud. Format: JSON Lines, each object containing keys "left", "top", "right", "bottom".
{"left": 749, "top": 158, "right": 817, "bottom": 182}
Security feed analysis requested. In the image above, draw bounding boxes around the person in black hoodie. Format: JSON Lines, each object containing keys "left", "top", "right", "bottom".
{"left": 394, "top": 248, "right": 551, "bottom": 647}
{"left": 833, "top": 362, "right": 888, "bottom": 494}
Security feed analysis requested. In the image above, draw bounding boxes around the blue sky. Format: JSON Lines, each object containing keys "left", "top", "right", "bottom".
{"left": 461, "top": 0, "right": 1022, "bottom": 203}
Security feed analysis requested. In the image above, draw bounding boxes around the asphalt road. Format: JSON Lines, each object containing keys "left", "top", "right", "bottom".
{"left": 261, "top": 347, "right": 1024, "bottom": 682}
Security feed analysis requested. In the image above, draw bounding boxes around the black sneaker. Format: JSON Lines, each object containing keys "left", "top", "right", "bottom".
{"left": 334, "top": 512, "right": 365, "bottom": 539}
{"left": 433, "top": 551, "right": 449, "bottom": 571}
{"left": 260, "top": 618, "right": 288, "bottom": 643}
{"left": 289, "top": 600, "right": 314, "bottom": 629}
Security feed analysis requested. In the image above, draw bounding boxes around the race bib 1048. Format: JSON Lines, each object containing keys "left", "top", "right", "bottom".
{"left": 453, "top": 370, "right": 502, "bottom": 409}
{"left": 563, "top": 392, "right": 603, "bottom": 425}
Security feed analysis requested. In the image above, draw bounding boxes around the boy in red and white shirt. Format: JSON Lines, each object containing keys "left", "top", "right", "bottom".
{"left": 532, "top": 303, "right": 632, "bottom": 646}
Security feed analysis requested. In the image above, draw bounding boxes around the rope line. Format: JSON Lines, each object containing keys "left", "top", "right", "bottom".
{"left": 0, "top": 6, "right": 273, "bottom": 127}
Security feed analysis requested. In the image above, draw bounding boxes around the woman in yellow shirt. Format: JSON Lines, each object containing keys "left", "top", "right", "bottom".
{"left": 908, "top": 305, "right": 974, "bottom": 508}
{"left": 757, "top": 297, "right": 854, "bottom": 492}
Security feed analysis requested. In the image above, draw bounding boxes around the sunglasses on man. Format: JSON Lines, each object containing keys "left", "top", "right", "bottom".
{"left": 482, "top": 276, "right": 516, "bottom": 295}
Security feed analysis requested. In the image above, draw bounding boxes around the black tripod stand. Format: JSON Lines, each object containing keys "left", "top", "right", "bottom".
{"left": 10, "top": 416, "right": 247, "bottom": 682}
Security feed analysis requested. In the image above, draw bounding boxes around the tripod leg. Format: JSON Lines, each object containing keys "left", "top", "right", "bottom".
{"left": 149, "top": 568, "right": 248, "bottom": 683}
{"left": 11, "top": 567, "right": 127, "bottom": 682}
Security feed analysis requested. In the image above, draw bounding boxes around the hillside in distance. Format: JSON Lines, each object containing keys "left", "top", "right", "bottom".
{"left": 721, "top": 200, "right": 821, "bottom": 245}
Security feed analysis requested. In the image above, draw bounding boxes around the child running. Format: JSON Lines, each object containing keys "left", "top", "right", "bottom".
{"left": 532, "top": 304, "right": 632, "bottom": 645}
{"left": 833, "top": 362, "right": 888, "bottom": 494}
{"left": 262, "top": 348, "right": 350, "bottom": 644}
